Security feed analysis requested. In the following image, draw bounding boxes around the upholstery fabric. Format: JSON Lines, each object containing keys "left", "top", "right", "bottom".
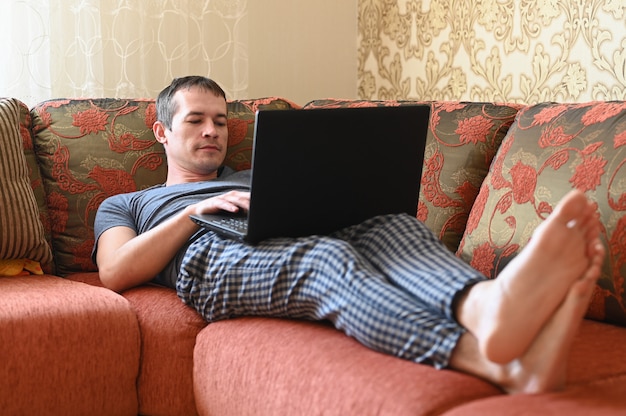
{"left": 30, "top": 97, "right": 299, "bottom": 275}
{"left": 194, "top": 317, "right": 626, "bottom": 416}
{"left": 31, "top": 99, "right": 165, "bottom": 275}
{"left": 303, "top": 99, "right": 521, "bottom": 252}
{"left": 458, "top": 102, "right": 626, "bottom": 326}
{"left": 0, "top": 275, "right": 140, "bottom": 416}
{"left": 122, "top": 284, "right": 208, "bottom": 416}
{"left": 19, "top": 98, "right": 54, "bottom": 273}
{"left": 193, "top": 317, "right": 500, "bottom": 416}
{"left": 68, "top": 272, "right": 209, "bottom": 416}
{"left": 443, "top": 382, "right": 626, "bottom": 416}
{"left": 31, "top": 99, "right": 166, "bottom": 275}
{"left": 0, "top": 98, "right": 53, "bottom": 268}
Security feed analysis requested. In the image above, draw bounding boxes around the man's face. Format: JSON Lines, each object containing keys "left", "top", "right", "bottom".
{"left": 158, "top": 86, "right": 229, "bottom": 180}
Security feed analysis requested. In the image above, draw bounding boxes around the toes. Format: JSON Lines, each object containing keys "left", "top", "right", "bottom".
{"left": 552, "top": 190, "right": 588, "bottom": 220}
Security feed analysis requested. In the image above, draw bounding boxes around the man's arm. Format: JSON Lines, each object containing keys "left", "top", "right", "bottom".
{"left": 96, "top": 190, "right": 250, "bottom": 292}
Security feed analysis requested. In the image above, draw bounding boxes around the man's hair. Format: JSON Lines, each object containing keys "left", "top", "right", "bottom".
{"left": 156, "top": 76, "right": 227, "bottom": 129}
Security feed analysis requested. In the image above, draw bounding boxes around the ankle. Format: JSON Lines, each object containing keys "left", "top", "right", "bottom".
{"left": 451, "top": 282, "right": 473, "bottom": 324}
{"left": 454, "top": 280, "right": 491, "bottom": 334}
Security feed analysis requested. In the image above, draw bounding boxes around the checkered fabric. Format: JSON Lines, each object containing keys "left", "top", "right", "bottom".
{"left": 177, "top": 213, "right": 485, "bottom": 368}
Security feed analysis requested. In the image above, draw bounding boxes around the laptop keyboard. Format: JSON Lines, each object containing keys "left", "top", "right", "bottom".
{"left": 216, "top": 217, "right": 248, "bottom": 233}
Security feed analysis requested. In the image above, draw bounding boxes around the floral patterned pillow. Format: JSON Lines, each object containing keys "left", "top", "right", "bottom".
{"left": 304, "top": 99, "right": 522, "bottom": 252}
{"left": 458, "top": 102, "right": 626, "bottom": 327}
{"left": 31, "top": 97, "right": 298, "bottom": 275}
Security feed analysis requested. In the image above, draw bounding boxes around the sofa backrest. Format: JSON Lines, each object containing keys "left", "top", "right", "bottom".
{"left": 303, "top": 99, "right": 626, "bottom": 328}
{"left": 28, "top": 97, "right": 298, "bottom": 275}
{"left": 17, "top": 95, "right": 626, "bottom": 328}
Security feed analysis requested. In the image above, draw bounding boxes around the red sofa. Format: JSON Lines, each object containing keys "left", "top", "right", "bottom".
{"left": 1, "top": 96, "right": 625, "bottom": 415}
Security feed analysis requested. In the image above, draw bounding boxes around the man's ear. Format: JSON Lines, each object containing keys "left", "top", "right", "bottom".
{"left": 153, "top": 121, "right": 167, "bottom": 144}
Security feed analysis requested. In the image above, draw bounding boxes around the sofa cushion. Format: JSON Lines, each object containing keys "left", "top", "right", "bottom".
{"left": 193, "top": 317, "right": 500, "bottom": 416}
{"left": 68, "top": 271, "right": 207, "bottom": 416}
{"left": 303, "top": 99, "right": 521, "bottom": 253}
{"left": 458, "top": 102, "right": 626, "bottom": 326}
{"left": 442, "top": 382, "right": 626, "bottom": 416}
{"left": 0, "top": 98, "right": 53, "bottom": 269}
{"left": 122, "top": 284, "right": 207, "bottom": 416}
{"left": 31, "top": 97, "right": 298, "bottom": 275}
{"left": 443, "top": 320, "right": 626, "bottom": 415}
{"left": 19, "top": 98, "right": 55, "bottom": 273}
{"left": 31, "top": 99, "right": 165, "bottom": 275}
{"left": 0, "top": 275, "right": 140, "bottom": 415}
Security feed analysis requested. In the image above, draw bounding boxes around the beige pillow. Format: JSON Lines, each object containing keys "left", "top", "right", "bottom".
{"left": 0, "top": 98, "right": 53, "bottom": 268}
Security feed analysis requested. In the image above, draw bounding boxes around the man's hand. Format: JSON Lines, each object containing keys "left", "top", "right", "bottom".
{"left": 192, "top": 190, "right": 250, "bottom": 215}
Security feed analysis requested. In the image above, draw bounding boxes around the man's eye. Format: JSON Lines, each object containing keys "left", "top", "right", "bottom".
{"left": 188, "top": 119, "right": 201, "bottom": 124}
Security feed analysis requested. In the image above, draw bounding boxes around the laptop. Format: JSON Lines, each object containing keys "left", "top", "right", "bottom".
{"left": 189, "top": 105, "right": 430, "bottom": 244}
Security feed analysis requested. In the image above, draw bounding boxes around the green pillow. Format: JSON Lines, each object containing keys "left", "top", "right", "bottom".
{"left": 458, "top": 102, "right": 626, "bottom": 327}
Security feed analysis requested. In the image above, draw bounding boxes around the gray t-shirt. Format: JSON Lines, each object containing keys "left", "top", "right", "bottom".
{"left": 92, "top": 168, "right": 251, "bottom": 288}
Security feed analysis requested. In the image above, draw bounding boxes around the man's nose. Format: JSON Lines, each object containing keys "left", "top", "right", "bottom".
{"left": 203, "top": 121, "right": 217, "bottom": 137}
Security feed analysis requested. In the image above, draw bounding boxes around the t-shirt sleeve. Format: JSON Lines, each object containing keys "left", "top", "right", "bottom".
{"left": 91, "top": 193, "right": 137, "bottom": 264}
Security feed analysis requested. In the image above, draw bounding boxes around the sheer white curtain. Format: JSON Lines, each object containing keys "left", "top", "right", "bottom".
{"left": 1, "top": 0, "right": 249, "bottom": 106}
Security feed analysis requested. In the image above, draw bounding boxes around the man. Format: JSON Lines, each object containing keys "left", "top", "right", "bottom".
{"left": 93, "top": 76, "right": 605, "bottom": 394}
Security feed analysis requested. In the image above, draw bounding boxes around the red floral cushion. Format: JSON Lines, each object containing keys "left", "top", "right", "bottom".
{"left": 31, "top": 97, "right": 298, "bottom": 275}
{"left": 304, "top": 99, "right": 522, "bottom": 252}
{"left": 458, "top": 102, "right": 626, "bottom": 326}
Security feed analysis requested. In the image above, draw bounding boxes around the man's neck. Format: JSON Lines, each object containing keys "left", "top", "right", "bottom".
{"left": 165, "top": 169, "right": 220, "bottom": 186}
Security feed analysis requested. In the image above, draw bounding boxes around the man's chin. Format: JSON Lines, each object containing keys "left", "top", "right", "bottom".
{"left": 197, "top": 160, "right": 225, "bottom": 175}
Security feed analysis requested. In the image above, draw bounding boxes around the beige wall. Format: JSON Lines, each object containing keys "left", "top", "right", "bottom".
{"left": 248, "top": 1, "right": 358, "bottom": 105}
{"left": 5, "top": 1, "right": 358, "bottom": 106}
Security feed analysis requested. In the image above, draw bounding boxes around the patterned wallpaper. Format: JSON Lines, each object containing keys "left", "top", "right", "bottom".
{"left": 357, "top": 0, "right": 626, "bottom": 103}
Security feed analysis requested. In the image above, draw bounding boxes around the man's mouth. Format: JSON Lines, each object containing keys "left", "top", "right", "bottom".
{"left": 198, "top": 145, "right": 220, "bottom": 152}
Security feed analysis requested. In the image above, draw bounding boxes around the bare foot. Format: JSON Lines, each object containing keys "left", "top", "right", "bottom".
{"left": 449, "top": 244, "right": 603, "bottom": 394}
{"left": 502, "top": 258, "right": 601, "bottom": 393}
{"left": 458, "top": 189, "right": 602, "bottom": 363}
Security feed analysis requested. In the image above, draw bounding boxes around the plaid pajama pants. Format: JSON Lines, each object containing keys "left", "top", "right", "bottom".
{"left": 177, "top": 213, "right": 485, "bottom": 369}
